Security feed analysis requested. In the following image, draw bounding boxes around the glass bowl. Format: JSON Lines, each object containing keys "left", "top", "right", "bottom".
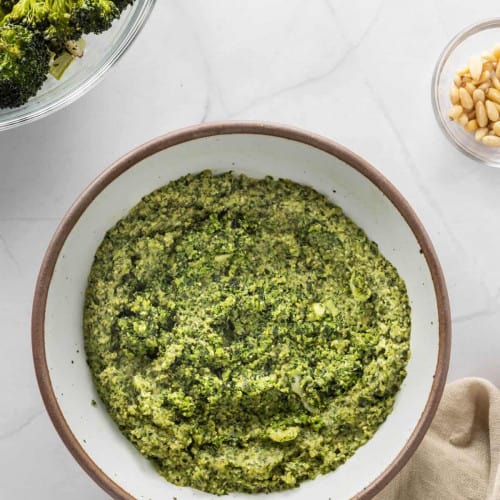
{"left": 0, "top": 0, "right": 156, "bottom": 132}
{"left": 432, "top": 18, "right": 500, "bottom": 167}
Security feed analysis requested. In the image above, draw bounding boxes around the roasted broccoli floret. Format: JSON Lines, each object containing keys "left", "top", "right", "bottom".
{"left": 5, "top": 0, "right": 124, "bottom": 51}
{"left": 7, "top": 0, "right": 81, "bottom": 53}
{"left": 71, "top": 0, "right": 119, "bottom": 35}
{"left": 0, "top": 0, "right": 17, "bottom": 9}
{"left": 0, "top": 23, "right": 50, "bottom": 107}
{"left": 0, "top": 0, "right": 17, "bottom": 15}
{"left": 111, "top": 0, "right": 132, "bottom": 12}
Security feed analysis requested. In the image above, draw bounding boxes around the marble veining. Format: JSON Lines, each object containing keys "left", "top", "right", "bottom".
{"left": 0, "top": 410, "right": 44, "bottom": 442}
{"left": 1, "top": 1, "right": 500, "bottom": 498}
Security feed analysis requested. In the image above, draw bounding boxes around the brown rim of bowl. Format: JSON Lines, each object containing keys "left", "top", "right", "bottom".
{"left": 32, "top": 121, "right": 451, "bottom": 500}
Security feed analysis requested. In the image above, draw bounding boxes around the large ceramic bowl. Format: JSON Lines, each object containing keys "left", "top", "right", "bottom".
{"left": 32, "top": 122, "right": 451, "bottom": 500}
{"left": 0, "top": 0, "right": 155, "bottom": 132}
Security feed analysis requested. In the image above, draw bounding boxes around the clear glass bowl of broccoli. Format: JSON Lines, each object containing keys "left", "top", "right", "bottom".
{"left": 0, "top": 0, "right": 155, "bottom": 131}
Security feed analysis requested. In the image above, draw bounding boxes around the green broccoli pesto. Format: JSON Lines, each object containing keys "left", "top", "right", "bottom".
{"left": 84, "top": 171, "right": 411, "bottom": 495}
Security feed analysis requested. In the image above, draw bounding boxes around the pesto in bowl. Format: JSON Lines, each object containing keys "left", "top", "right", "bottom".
{"left": 83, "top": 171, "right": 411, "bottom": 495}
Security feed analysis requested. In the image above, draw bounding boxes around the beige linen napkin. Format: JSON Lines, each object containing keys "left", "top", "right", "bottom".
{"left": 375, "top": 378, "right": 500, "bottom": 500}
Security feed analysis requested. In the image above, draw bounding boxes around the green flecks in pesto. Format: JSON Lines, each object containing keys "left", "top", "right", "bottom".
{"left": 83, "top": 171, "right": 411, "bottom": 495}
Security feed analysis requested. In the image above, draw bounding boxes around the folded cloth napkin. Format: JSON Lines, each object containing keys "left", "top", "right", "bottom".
{"left": 375, "top": 378, "right": 500, "bottom": 500}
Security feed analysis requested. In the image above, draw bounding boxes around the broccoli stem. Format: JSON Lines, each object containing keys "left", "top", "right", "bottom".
{"left": 49, "top": 49, "right": 74, "bottom": 79}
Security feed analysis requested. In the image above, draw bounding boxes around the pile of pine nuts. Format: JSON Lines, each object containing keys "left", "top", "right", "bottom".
{"left": 449, "top": 45, "right": 500, "bottom": 146}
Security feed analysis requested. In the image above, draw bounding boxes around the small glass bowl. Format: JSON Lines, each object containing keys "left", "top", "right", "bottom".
{"left": 0, "top": 0, "right": 156, "bottom": 132}
{"left": 432, "top": 18, "right": 500, "bottom": 167}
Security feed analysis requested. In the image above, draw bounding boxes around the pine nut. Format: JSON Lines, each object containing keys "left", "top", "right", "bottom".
{"left": 487, "top": 88, "right": 500, "bottom": 104}
{"left": 479, "top": 81, "right": 491, "bottom": 91}
{"left": 473, "top": 88, "right": 485, "bottom": 103}
{"left": 481, "top": 135, "right": 500, "bottom": 146}
{"left": 469, "top": 55, "right": 483, "bottom": 80}
{"left": 475, "top": 128, "right": 488, "bottom": 141}
{"left": 496, "top": 64, "right": 500, "bottom": 79}
{"left": 479, "top": 70, "right": 491, "bottom": 84}
{"left": 457, "top": 114, "right": 469, "bottom": 126}
{"left": 482, "top": 51, "right": 496, "bottom": 62}
{"left": 486, "top": 100, "right": 499, "bottom": 121}
{"left": 459, "top": 87, "right": 474, "bottom": 110}
{"left": 492, "top": 76, "right": 500, "bottom": 90}
{"left": 465, "top": 119, "right": 478, "bottom": 132}
{"left": 493, "top": 121, "right": 500, "bottom": 135}
{"left": 450, "top": 87, "right": 460, "bottom": 104}
{"left": 494, "top": 44, "right": 500, "bottom": 60}
{"left": 465, "top": 82, "right": 477, "bottom": 94}
{"left": 475, "top": 101, "right": 488, "bottom": 127}
{"left": 484, "top": 61, "right": 494, "bottom": 73}
{"left": 454, "top": 74, "right": 462, "bottom": 87}
{"left": 449, "top": 105, "right": 464, "bottom": 120}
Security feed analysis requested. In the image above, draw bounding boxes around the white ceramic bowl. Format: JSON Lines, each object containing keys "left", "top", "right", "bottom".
{"left": 32, "top": 122, "right": 451, "bottom": 500}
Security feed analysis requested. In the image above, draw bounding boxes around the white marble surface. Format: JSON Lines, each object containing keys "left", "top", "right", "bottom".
{"left": 1, "top": 1, "right": 500, "bottom": 498}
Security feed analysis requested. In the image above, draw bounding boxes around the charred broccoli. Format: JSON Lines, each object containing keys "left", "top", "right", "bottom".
{"left": 72, "top": 0, "right": 120, "bottom": 35}
{"left": 0, "top": 0, "right": 17, "bottom": 8}
{"left": 111, "top": 0, "right": 132, "bottom": 12}
{"left": 8, "top": 0, "right": 78, "bottom": 52}
{"left": 0, "top": 24, "right": 50, "bottom": 108}
{"left": 0, "top": 0, "right": 135, "bottom": 108}
{"left": 0, "top": 0, "right": 17, "bottom": 16}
